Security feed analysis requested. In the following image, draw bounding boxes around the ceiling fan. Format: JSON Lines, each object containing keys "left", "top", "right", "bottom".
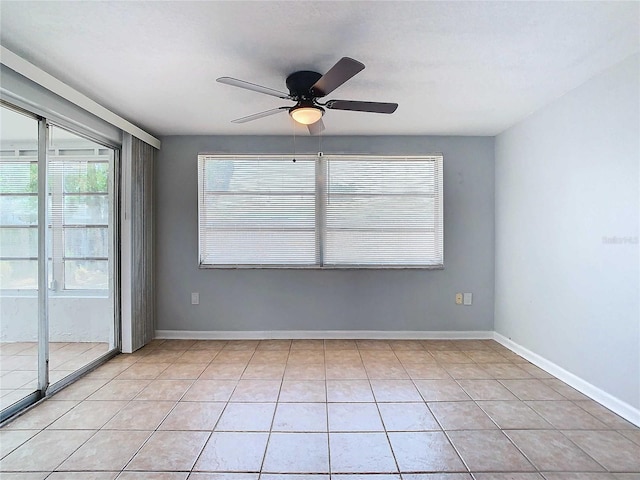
{"left": 217, "top": 57, "right": 398, "bottom": 135}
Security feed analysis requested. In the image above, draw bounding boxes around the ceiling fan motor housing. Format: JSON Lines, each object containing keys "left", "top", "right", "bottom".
{"left": 286, "top": 71, "right": 323, "bottom": 99}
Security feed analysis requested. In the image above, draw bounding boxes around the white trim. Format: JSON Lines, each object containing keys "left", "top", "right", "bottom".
{"left": 0, "top": 46, "right": 161, "bottom": 150}
{"left": 494, "top": 332, "right": 640, "bottom": 427}
{"left": 155, "top": 330, "right": 494, "bottom": 340}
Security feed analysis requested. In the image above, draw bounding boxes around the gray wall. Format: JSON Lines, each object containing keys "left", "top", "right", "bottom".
{"left": 495, "top": 54, "right": 640, "bottom": 408}
{"left": 155, "top": 136, "right": 495, "bottom": 332}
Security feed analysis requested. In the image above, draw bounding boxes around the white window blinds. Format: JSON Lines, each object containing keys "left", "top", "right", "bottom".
{"left": 198, "top": 155, "right": 318, "bottom": 266}
{"left": 323, "top": 156, "right": 443, "bottom": 267}
{"left": 198, "top": 154, "right": 443, "bottom": 268}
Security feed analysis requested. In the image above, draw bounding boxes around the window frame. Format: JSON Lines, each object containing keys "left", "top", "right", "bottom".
{"left": 198, "top": 153, "right": 444, "bottom": 270}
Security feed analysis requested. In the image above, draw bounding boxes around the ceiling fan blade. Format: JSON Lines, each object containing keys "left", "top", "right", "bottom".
{"left": 307, "top": 118, "right": 325, "bottom": 135}
{"left": 311, "top": 57, "right": 365, "bottom": 97}
{"left": 326, "top": 100, "right": 398, "bottom": 114}
{"left": 231, "top": 107, "right": 289, "bottom": 124}
{"left": 217, "top": 77, "right": 291, "bottom": 99}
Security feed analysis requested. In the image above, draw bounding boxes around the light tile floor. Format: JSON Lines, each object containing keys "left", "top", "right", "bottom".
{"left": 0, "top": 342, "right": 110, "bottom": 410}
{"left": 0, "top": 339, "right": 638, "bottom": 479}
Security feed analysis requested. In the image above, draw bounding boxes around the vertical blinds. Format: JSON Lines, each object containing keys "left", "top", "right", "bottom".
{"left": 198, "top": 154, "right": 443, "bottom": 268}
{"left": 130, "top": 136, "right": 155, "bottom": 350}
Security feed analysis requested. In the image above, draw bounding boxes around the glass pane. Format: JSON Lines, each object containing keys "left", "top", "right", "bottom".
{"left": 64, "top": 228, "right": 108, "bottom": 258}
{"left": 325, "top": 231, "right": 439, "bottom": 265}
{"left": 0, "top": 259, "right": 38, "bottom": 289}
{"left": 0, "top": 227, "right": 37, "bottom": 257}
{"left": 328, "top": 159, "right": 436, "bottom": 195}
{"left": 203, "top": 194, "right": 315, "bottom": 229}
{"left": 63, "top": 162, "right": 109, "bottom": 193}
{"left": 64, "top": 259, "right": 109, "bottom": 289}
{"left": 324, "top": 157, "right": 443, "bottom": 266}
{"left": 199, "top": 156, "right": 318, "bottom": 266}
{"left": 0, "top": 105, "right": 39, "bottom": 413}
{"left": 0, "top": 196, "right": 38, "bottom": 225}
{"left": 0, "top": 161, "right": 37, "bottom": 193}
{"left": 201, "top": 231, "right": 317, "bottom": 265}
{"left": 204, "top": 157, "right": 315, "bottom": 193}
{"left": 63, "top": 195, "right": 109, "bottom": 225}
{"left": 326, "top": 196, "right": 435, "bottom": 229}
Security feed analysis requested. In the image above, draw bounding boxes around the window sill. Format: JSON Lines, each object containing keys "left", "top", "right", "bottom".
{"left": 198, "top": 264, "right": 444, "bottom": 270}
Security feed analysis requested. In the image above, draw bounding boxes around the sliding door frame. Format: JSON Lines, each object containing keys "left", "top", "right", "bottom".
{"left": 37, "top": 118, "right": 49, "bottom": 395}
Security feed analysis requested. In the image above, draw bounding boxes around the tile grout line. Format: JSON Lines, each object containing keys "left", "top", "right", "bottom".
{"left": 111, "top": 340, "right": 222, "bottom": 476}
{"left": 553, "top": 428, "right": 615, "bottom": 474}
{"left": 100, "top": 349, "right": 200, "bottom": 476}
{"left": 324, "top": 341, "right": 332, "bottom": 479}
{"left": 190, "top": 341, "right": 258, "bottom": 476}
{"left": 36, "top": 374, "right": 144, "bottom": 475}
{"left": 423, "top": 385, "right": 473, "bottom": 476}
{"left": 444, "top": 347, "right": 609, "bottom": 477}
{"left": 257, "top": 341, "right": 291, "bottom": 477}
{"left": 452, "top": 349, "right": 540, "bottom": 476}
{"left": 362, "top": 342, "right": 402, "bottom": 476}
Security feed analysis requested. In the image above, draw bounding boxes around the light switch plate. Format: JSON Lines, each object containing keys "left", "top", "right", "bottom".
{"left": 463, "top": 293, "right": 473, "bottom": 305}
{"left": 191, "top": 292, "right": 200, "bottom": 305}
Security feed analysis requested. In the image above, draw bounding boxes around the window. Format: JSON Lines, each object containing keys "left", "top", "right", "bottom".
{"left": 198, "top": 154, "right": 443, "bottom": 268}
{"left": 49, "top": 127, "right": 112, "bottom": 290}
{"left": 198, "top": 155, "right": 317, "bottom": 266}
{"left": 0, "top": 120, "right": 114, "bottom": 291}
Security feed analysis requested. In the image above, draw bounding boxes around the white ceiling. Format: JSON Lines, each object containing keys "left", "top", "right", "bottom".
{"left": 1, "top": 1, "right": 638, "bottom": 137}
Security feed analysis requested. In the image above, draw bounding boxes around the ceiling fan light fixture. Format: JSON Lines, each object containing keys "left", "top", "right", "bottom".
{"left": 290, "top": 105, "right": 324, "bottom": 125}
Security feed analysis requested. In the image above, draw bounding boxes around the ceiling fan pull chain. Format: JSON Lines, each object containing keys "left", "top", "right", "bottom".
{"left": 292, "top": 121, "right": 297, "bottom": 163}
{"left": 325, "top": 152, "right": 331, "bottom": 206}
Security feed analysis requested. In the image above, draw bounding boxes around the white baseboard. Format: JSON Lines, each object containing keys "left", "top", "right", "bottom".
{"left": 154, "top": 329, "right": 494, "bottom": 340}
{"left": 493, "top": 332, "right": 640, "bottom": 427}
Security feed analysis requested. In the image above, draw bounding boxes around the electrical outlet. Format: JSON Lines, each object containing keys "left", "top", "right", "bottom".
{"left": 191, "top": 292, "right": 200, "bottom": 305}
{"left": 455, "top": 293, "right": 463, "bottom": 305}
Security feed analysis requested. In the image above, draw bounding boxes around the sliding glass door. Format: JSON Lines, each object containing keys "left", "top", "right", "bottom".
{"left": 0, "top": 106, "right": 41, "bottom": 413}
{"left": 0, "top": 103, "right": 119, "bottom": 420}
{"left": 46, "top": 125, "right": 117, "bottom": 387}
